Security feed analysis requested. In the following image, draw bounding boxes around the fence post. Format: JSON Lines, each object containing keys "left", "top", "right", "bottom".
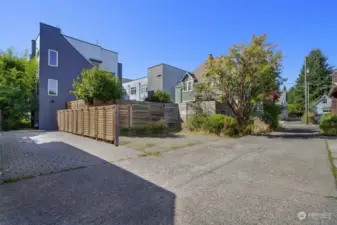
{"left": 114, "top": 104, "right": 119, "bottom": 146}
{"left": 148, "top": 102, "right": 151, "bottom": 123}
{"left": 186, "top": 103, "right": 189, "bottom": 122}
{"left": 95, "top": 108, "right": 98, "bottom": 139}
{"left": 129, "top": 105, "right": 133, "bottom": 128}
{"left": 103, "top": 107, "right": 106, "bottom": 140}
{"left": 88, "top": 108, "right": 90, "bottom": 135}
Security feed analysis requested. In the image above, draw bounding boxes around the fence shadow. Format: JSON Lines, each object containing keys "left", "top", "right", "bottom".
{"left": 0, "top": 131, "right": 175, "bottom": 225}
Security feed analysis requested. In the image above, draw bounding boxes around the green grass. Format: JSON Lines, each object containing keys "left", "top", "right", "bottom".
{"left": 2, "top": 166, "right": 87, "bottom": 184}
{"left": 167, "top": 141, "right": 202, "bottom": 151}
{"left": 119, "top": 139, "right": 132, "bottom": 146}
{"left": 138, "top": 151, "right": 162, "bottom": 157}
{"left": 325, "top": 196, "right": 337, "bottom": 200}
{"left": 325, "top": 140, "right": 337, "bottom": 190}
{"left": 3, "top": 175, "right": 35, "bottom": 183}
{"left": 132, "top": 142, "right": 157, "bottom": 151}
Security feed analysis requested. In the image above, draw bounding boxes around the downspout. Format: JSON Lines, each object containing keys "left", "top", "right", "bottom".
{"left": 139, "top": 82, "right": 141, "bottom": 101}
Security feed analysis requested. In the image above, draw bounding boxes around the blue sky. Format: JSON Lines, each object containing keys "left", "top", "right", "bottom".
{"left": 1, "top": 0, "right": 337, "bottom": 88}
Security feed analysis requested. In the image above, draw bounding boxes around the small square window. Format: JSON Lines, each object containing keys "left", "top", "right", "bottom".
{"left": 48, "top": 79, "right": 58, "bottom": 96}
{"left": 130, "top": 87, "right": 136, "bottom": 95}
{"left": 322, "top": 98, "right": 327, "bottom": 104}
{"left": 48, "top": 50, "right": 58, "bottom": 67}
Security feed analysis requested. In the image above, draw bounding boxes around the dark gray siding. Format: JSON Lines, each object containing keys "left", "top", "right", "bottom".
{"left": 38, "top": 23, "right": 92, "bottom": 130}
{"left": 118, "top": 63, "right": 123, "bottom": 85}
{"left": 163, "top": 64, "right": 187, "bottom": 101}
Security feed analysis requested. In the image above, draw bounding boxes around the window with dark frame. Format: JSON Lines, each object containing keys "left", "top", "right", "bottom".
{"left": 131, "top": 87, "right": 136, "bottom": 95}
{"left": 48, "top": 50, "right": 58, "bottom": 67}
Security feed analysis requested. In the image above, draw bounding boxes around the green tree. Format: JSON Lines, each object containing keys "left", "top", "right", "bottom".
{"left": 71, "top": 67, "right": 122, "bottom": 103}
{"left": 0, "top": 49, "right": 37, "bottom": 130}
{"left": 293, "top": 49, "right": 333, "bottom": 111}
{"left": 198, "top": 34, "right": 283, "bottom": 124}
{"left": 287, "top": 86, "right": 296, "bottom": 104}
{"left": 146, "top": 90, "right": 171, "bottom": 103}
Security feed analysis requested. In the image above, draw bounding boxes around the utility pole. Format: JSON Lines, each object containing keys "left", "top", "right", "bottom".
{"left": 304, "top": 57, "right": 308, "bottom": 124}
{"left": 307, "top": 83, "right": 310, "bottom": 114}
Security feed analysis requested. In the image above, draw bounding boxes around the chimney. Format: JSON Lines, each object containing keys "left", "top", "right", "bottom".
{"left": 31, "top": 40, "right": 36, "bottom": 59}
{"left": 208, "top": 54, "right": 213, "bottom": 60}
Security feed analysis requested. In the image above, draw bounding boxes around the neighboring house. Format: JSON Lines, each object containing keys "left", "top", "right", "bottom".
{"left": 175, "top": 72, "right": 197, "bottom": 103}
{"left": 31, "top": 23, "right": 122, "bottom": 130}
{"left": 312, "top": 95, "right": 331, "bottom": 115}
{"left": 147, "top": 63, "right": 189, "bottom": 101}
{"left": 276, "top": 90, "right": 288, "bottom": 119}
{"left": 122, "top": 77, "right": 148, "bottom": 101}
{"left": 175, "top": 55, "right": 212, "bottom": 103}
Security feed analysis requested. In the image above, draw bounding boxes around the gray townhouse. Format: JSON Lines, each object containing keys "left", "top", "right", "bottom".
{"left": 121, "top": 63, "right": 189, "bottom": 102}
{"left": 31, "top": 23, "right": 122, "bottom": 130}
{"left": 147, "top": 63, "right": 189, "bottom": 101}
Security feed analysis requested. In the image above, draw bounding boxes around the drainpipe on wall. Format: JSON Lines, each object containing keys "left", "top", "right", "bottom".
{"left": 139, "top": 82, "right": 141, "bottom": 101}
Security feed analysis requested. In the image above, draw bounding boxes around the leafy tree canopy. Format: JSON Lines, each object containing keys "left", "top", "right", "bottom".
{"left": 0, "top": 48, "right": 37, "bottom": 130}
{"left": 145, "top": 90, "right": 171, "bottom": 103}
{"left": 293, "top": 49, "right": 333, "bottom": 111}
{"left": 71, "top": 67, "right": 122, "bottom": 103}
{"left": 196, "top": 34, "right": 283, "bottom": 124}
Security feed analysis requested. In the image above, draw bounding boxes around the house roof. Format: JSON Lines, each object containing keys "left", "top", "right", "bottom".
{"left": 179, "top": 72, "right": 197, "bottom": 82}
{"left": 312, "top": 95, "right": 330, "bottom": 107}
{"left": 193, "top": 61, "right": 207, "bottom": 82}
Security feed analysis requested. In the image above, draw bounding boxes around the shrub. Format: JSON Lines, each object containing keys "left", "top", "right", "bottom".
{"left": 121, "top": 120, "right": 168, "bottom": 136}
{"left": 222, "top": 116, "right": 239, "bottom": 136}
{"left": 2, "top": 118, "right": 32, "bottom": 131}
{"left": 319, "top": 114, "right": 337, "bottom": 135}
{"left": 185, "top": 114, "right": 206, "bottom": 131}
{"left": 146, "top": 90, "right": 171, "bottom": 103}
{"left": 202, "top": 114, "right": 225, "bottom": 134}
{"left": 262, "top": 101, "right": 280, "bottom": 129}
{"left": 251, "top": 119, "right": 271, "bottom": 134}
{"left": 71, "top": 67, "right": 122, "bottom": 103}
{"left": 301, "top": 111, "right": 315, "bottom": 124}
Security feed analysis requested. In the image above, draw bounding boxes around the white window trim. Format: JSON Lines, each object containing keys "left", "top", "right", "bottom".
{"left": 183, "top": 80, "right": 193, "bottom": 92}
{"left": 48, "top": 79, "right": 58, "bottom": 96}
{"left": 48, "top": 49, "right": 58, "bottom": 67}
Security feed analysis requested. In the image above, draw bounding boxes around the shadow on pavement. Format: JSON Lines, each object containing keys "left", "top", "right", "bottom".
{"left": 0, "top": 131, "right": 175, "bottom": 225}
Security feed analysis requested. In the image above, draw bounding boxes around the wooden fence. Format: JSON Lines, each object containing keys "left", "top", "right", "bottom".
{"left": 58, "top": 100, "right": 181, "bottom": 144}
{"left": 66, "top": 100, "right": 181, "bottom": 127}
{"left": 57, "top": 105, "right": 129, "bottom": 145}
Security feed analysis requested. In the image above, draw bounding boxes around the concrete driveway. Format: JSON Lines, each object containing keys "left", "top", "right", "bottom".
{"left": 1, "top": 125, "right": 337, "bottom": 224}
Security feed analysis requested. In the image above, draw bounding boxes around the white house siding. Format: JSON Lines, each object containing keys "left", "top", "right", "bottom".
{"left": 63, "top": 35, "right": 119, "bottom": 76}
{"left": 313, "top": 97, "right": 332, "bottom": 114}
{"left": 122, "top": 77, "right": 148, "bottom": 101}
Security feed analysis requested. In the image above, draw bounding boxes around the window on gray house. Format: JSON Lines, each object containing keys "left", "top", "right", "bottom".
{"left": 322, "top": 98, "right": 327, "bottom": 104}
{"left": 91, "top": 61, "right": 100, "bottom": 68}
{"left": 183, "top": 80, "right": 193, "bottom": 91}
{"left": 323, "top": 108, "right": 330, "bottom": 113}
{"left": 48, "top": 50, "right": 58, "bottom": 67}
{"left": 48, "top": 79, "right": 58, "bottom": 96}
{"left": 131, "top": 87, "right": 136, "bottom": 95}
{"left": 140, "top": 85, "right": 147, "bottom": 93}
